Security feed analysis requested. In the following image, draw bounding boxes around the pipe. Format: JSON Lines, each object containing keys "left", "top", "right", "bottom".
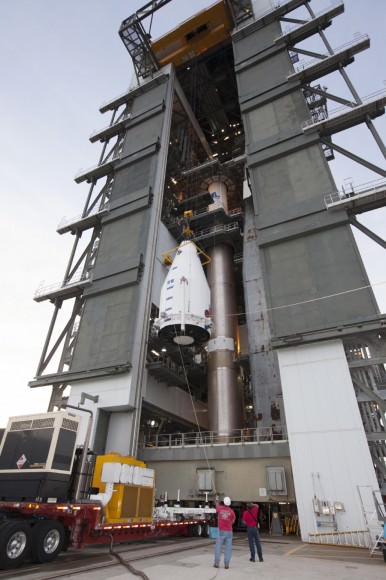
{"left": 206, "top": 230, "right": 243, "bottom": 436}
{"left": 63, "top": 403, "right": 94, "bottom": 501}
{"left": 90, "top": 481, "right": 114, "bottom": 506}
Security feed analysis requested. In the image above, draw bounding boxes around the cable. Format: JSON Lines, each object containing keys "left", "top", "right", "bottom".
{"left": 267, "top": 280, "right": 386, "bottom": 314}
{"left": 172, "top": 325, "right": 216, "bottom": 493}
{"left": 200, "top": 279, "right": 386, "bottom": 321}
{"left": 108, "top": 534, "right": 150, "bottom": 580}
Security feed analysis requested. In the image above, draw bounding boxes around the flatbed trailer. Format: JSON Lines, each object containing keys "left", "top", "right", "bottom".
{"left": 0, "top": 411, "right": 215, "bottom": 570}
{"left": 0, "top": 500, "right": 209, "bottom": 569}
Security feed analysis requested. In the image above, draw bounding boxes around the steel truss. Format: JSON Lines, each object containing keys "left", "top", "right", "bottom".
{"left": 31, "top": 0, "right": 386, "bottom": 482}
{"left": 29, "top": 102, "right": 131, "bottom": 407}
{"left": 119, "top": 0, "right": 253, "bottom": 81}
{"left": 346, "top": 334, "right": 386, "bottom": 487}
{"left": 280, "top": 0, "right": 386, "bottom": 300}
{"left": 265, "top": 0, "right": 386, "bottom": 488}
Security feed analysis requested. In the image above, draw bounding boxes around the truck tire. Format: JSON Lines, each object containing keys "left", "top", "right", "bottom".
{"left": 189, "top": 524, "right": 202, "bottom": 538}
{"left": 30, "top": 520, "right": 65, "bottom": 563}
{"left": 0, "top": 521, "right": 31, "bottom": 569}
{"left": 383, "top": 547, "right": 386, "bottom": 563}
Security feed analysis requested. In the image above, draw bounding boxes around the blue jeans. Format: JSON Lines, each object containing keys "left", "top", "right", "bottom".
{"left": 214, "top": 529, "right": 233, "bottom": 566}
{"left": 247, "top": 526, "right": 263, "bottom": 561}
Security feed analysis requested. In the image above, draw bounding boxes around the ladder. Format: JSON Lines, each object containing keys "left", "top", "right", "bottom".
{"left": 357, "top": 485, "right": 385, "bottom": 555}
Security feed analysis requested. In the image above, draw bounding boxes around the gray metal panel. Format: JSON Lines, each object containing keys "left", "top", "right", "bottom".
{"left": 109, "top": 159, "right": 155, "bottom": 210}
{"left": 121, "top": 112, "right": 163, "bottom": 158}
{"left": 251, "top": 144, "right": 333, "bottom": 217}
{"left": 233, "top": 16, "right": 380, "bottom": 343}
{"left": 70, "top": 286, "right": 138, "bottom": 370}
{"left": 130, "top": 83, "right": 167, "bottom": 113}
{"left": 92, "top": 216, "right": 147, "bottom": 281}
{"left": 237, "top": 50, "right": 293, "bottom": 101}
{"left": 233, "top": 20, "right": 282, "bottom": 67}
{"left": 70, "top": 70, "right": 174, "bottom": 375}
{"left": 243, "top": 199, "right": 282, "bottom": 426}
{"left": 263, "top": 225, "right": 379, "bottom": 338}
{"left": 245, "top": 91, "right": 310, "bottom": 151}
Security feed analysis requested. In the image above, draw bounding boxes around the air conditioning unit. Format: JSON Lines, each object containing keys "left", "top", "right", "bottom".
{"left": 0, "top": 411, "right": 81, "bottom": 502}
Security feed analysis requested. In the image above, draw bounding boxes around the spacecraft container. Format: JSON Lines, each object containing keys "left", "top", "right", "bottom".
{"left": 155, "top": 240, "right": 212, "bottom": 345}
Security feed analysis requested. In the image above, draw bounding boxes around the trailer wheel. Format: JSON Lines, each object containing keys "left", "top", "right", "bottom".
{"left": 193, "top": 523, "right": 203, "bottom": 537}
{"left": 383, "top": 547, "right": 386, "bottom": 563}
{"left": 31, "top": 520, "right": 65, "bottom": 564}
{"left": 202, "top": 523, "right": 209, "bottom": 537}
{"left": 0, "top": 521, "right": 31, "bottom": 569}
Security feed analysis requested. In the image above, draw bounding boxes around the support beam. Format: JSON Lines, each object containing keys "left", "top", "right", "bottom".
{"left": 290, "top": 46, "right": 326, "bottom": 59}
{"left": 305, "top": 86, "right": 356, "bottom": 109}
{"left": 321, "top": 139, "right": 386, "bottom": 177}
{"left": 352, "top": 377, "right": 386, "bottom": 413}
{"left": 349, "top": 216, "right": 386, "bottom": 249}
{"left": 372, "top": 454, "right": 386, "bottom": 479}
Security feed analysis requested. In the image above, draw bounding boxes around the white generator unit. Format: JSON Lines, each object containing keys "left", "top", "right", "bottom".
{"left": 0, "top": 411, "right": 81, "bottom": 502}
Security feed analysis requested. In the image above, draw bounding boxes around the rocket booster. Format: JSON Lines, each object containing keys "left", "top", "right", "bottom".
{"left": 154, "top": 241, "right": 212, "bottom": 345}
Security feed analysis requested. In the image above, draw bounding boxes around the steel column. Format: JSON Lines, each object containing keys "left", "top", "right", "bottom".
{"left": 206, "top": 222, "right": 243, "bottom": 435}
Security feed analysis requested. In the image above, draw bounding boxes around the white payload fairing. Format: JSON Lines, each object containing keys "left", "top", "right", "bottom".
{"left": 153, "top": 241, "right": 212, "bottom": 345}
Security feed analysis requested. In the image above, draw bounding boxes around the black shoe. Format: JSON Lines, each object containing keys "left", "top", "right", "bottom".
{"left": 213, "top": 564, "right": 219, "bottom": 568}
{"left": 259, "top": 558, "right": 264, "bottom": 562}
{"left": 249, "top": 558, "right": 255, "bottom": 562}
{"left": 225, "top": 564, "right": 229, "bottom": 569}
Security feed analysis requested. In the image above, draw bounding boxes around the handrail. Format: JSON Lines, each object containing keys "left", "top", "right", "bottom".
{"left": 193, "top": 221, "right": 240, "bottom": 241}
{"left": 324, "top": 178, "right": 386, "bottom": 207}
{"left": 275, "top": 1, "right": 344, "bottom": 40}
{"left": 34, "top": 272, "right": 91, "bottom": 299}
{"left": 140, "top": 426, "right": 288, "bottom": 449}
{"left": 57, "top": 204, "right": 109, "bottom": 230}
{"left": 289, "top": 33, "right": 369, "bottom": 76}
{"left": 301, "top": 88, "right": 386, "bottom": 130}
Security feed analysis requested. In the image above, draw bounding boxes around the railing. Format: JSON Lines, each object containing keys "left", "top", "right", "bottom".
{"left": 89, "top": 113, "right": 131, "bottom": 141}
{"left": 288, "top": 34, "right": 369, "bottom": 76}
{"left": 75, "top": 149, "right": 121, "bottom": 181}
{"left": 193, "top": 221, "right": 240, "bottom": 242}
{"left": 301, "top": 88, "right": 386, "bottom": 130}
{"left": 141, "top": 426, "right": 288, "bottom": 449}
{"left": 189, "top": 206, "right": 242, "bottom": 219}
{"left": 275, "top": 1, "right": 343, "bottom": 40}
{"left": 57, "top": 204, "right": 109, "bottom": 230}
{"left": 34, "top": 272, "right": 91, "bottom": 300}
{"left": 323, "top": 178, "right": 386, "bottom": 207}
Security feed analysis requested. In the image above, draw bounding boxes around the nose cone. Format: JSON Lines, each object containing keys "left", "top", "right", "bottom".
{"left": 155, "top": 241, "right": 211, "bottom": 346}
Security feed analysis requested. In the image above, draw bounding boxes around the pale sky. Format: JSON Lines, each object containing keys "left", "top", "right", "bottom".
{"left": 0, "top": 0, "right": 385, "bottom": 428}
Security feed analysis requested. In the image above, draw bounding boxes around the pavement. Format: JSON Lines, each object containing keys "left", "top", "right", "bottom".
{"left": 41, "top": 535, "right": 386, "bottom": 580}
{"left": 109, "top": 546, "right": 386, "bottom": 580}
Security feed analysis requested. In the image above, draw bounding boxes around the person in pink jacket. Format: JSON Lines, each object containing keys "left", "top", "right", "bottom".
{"left": 213, "top": 496, "right": 236, "bottom": 569}
{"left": 242, "top": 502, "right": 264, "bottom": 562}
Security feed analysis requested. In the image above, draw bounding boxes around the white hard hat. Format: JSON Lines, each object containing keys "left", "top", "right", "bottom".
{"left": 224, "top": 496, "right": 231, "bottom": 506}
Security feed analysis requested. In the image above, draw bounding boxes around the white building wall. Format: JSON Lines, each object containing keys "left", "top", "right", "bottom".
{"left": 104, "top": 411, "right": 135, "bottom": 454}
{"left": 277, "top": 339, "right": 380, "bottom": 542}
{"left": 68, "top": 374, "right": 134, "bottom": 454}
